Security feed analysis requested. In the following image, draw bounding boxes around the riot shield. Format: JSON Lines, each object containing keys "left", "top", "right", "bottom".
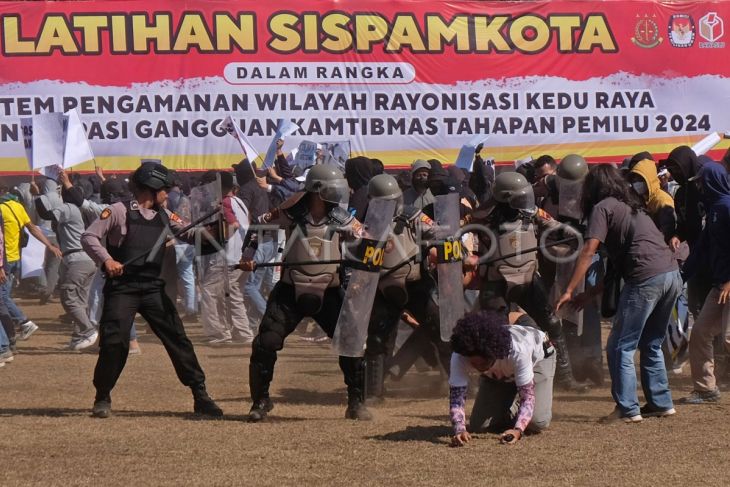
{"left": 434, "top": 193, "right": 465, "bottom": 342}
{"left": 332, "top": 198, "right": 397, "bottom": 357}
{"left": 189, "top": 175, "right": 224, "bottom": 256}
{"left": 554, "top": 258, "right": 585, "bottom": 335}
{"left": 557, "top": 177, "right": 583, "bottom": 221}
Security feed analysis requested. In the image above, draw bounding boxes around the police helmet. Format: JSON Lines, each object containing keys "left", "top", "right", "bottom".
{"left": 493, "top": 172, "right": 530, "bottom": 203}
{"left": 558, "top": 154, "right": 589, "bottom": 181}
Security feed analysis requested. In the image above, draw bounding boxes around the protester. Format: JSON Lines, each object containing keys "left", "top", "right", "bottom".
{"left": 556, "top": 164, "right": 681, "bottom": 422}
{"left": 198, "top": 171, "right": 253, "bottom": 344}
{"left": 402, "top": 160, "right": 434, "bottom": 209}
{"left": 166, "top": 174, "right": 197, "bottom": 320}
{"left": 628, "top": 159, "right": 676, "bottom": 242}
{"left": 0, "top": 186, "right": 62, "bottom": 345}
{"left": 682, "top": 162, "right": 730, "bottom": 403}
{"left": 345, "top": 156, "right": 379, "bottom": 221}
{"left": 35, "top": 170, "right": 98, "bottom": 350}
{"left": 449, "top": 310, "right": 555, "bottom": 446}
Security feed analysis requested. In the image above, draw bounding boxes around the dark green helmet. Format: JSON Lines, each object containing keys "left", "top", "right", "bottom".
{"left": 368, "top": 174, "right": 402, "bottom": 200}
{"left": 493, "top": 171, "right": 530, "bottom": 203}
{"left": 305, "top": 164, "right": 349, "bottom": 205}
{"left": 558, "top": 154, "right": 589, "bottom": 181}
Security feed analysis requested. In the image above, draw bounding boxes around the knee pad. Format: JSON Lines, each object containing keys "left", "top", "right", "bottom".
{"left": 258, "top": 330, "right": 285, "bottom": 351}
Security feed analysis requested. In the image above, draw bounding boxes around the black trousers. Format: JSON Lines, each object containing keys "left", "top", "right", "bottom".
{"left": 480, "top": 275, "right": 563, "bottom": 339}
{"left": 367, "top": 280, "right": 451, "bottom": 376}
{"left": 93, "top": 278, "right": 206, "bottom": 397}
{"left": 250, "top": 281, "right": 365, "bottom": 401}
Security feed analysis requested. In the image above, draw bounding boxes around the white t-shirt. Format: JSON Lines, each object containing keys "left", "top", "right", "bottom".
{"left": 449, "top": 325, "right": 546, "bottom": 388}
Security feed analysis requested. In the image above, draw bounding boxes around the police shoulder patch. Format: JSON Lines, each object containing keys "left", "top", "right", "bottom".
{"left": 536, "top": 208, "right": 553, "bottom": 220}
{"left": 100, "top": 208, "right": 112, "bottom": 220}
{"left": 169, "top": 212, "right": 184, "bottom": 225}
{"left": 419, "top": 214, "right": 433, "bottom": 225}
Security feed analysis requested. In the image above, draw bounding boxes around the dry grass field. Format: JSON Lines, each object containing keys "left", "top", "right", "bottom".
{"left": 2, "top": 298, "right": 730, "bottom": 486}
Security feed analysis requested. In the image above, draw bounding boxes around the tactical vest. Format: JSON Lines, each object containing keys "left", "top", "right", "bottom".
{"left": 378, "top": 208, "right": 422, "bottom": 307}
{"left": 107, "top": 202, "right": 167, "bottom": 279}
{"left": 487, "top": 216, "right": 538, "bottom": 287}
{"left": 281, "top": 209, "right": 345, "bottom": 315}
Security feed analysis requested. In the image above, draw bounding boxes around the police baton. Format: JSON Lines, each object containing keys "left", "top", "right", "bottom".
{"left": 231, "top": 259, "right": 343, "bottom": 271}
{"left": 481, "top": 236, "right": 578, "bottom": 266}
{"left": 104, "top": 206, "right": 221, "bottom": 277}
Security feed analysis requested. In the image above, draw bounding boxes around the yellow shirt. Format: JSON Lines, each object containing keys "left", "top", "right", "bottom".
{"left": 1, "top": 200, "right": 31, "bottom": 262}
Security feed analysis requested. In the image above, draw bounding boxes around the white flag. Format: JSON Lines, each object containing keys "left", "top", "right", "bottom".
{"left": 63, "top": 109, "right": 94, "bottom": 168}
{"left": 223, "top": 115, "right": 259, "bottom": 162}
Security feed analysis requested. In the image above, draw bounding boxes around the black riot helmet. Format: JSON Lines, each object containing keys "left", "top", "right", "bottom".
{"left": 132, "top": 162, "right": 173, "bottom": 192}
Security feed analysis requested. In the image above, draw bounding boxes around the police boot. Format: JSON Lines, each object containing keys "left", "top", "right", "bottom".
{"left": 248, "top": 362, "right": 274, "bottom": 422}
{"left": 92, "top": 392, "right": 112, "bottom": 419}
{"left": 553, "top": 335, "right": 590, "bottom": 393}
{"left": 365, "top": 354, "right": 386, "bottom": 406}
{"left": 192, "top": 384, "right": 223, "bottom": 417}
{"left": 341, "top": 356, "right": 373, "bottom": 421}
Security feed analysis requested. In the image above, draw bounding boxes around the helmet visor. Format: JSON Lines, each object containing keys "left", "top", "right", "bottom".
{"left": 319, "top": 179, "right": 350, "bottom": 206}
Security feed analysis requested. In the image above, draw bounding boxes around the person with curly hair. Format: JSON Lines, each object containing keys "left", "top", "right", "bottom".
{"left": 448, "top": 310, "right": 556, "bottom": 446}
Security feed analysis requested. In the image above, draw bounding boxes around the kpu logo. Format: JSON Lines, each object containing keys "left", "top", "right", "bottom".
{"left": 668, "top": 14, "right": 695, "bottom": 48}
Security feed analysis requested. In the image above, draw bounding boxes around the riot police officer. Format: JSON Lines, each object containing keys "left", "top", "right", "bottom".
{"left": 551, "top": 155, "right": 604, "bottom": 385}
{"left": 239, "top": 164, "right": 372, "bottom": 421}
{"left": 363, "top": 174, "right": 442, "bottom": 402}
{"left": 474, "top": 171, "right": 587, "bottom": 391}
{"left": 81, "top": 162, "right": 223, "bottom": 418}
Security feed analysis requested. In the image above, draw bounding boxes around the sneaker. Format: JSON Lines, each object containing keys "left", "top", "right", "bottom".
{"left": 680, "top": 388, "right": 721, "bottom": 404}
{"left": 207, "top": 337, "right": 233, "bottom": 346}
{"left": 600, "top": 408, "right": 642, "bottom": 424}
{"left": 70, "top": 332, "right": 98, "bottom": 351}
{"left": 92, "top": 397, "right": 112, "bottom": 418}
{"left": 640, "top": 404, "right": 676, "bottom": 418}
{"left": 19, "top": 321, "right": 39, "bottom": 341}
{"left": 128, "top": 346, "right": 142, "bottom": 356}
{"left": 0, "top": 349, "right": 14, "bottom": 363}
{"left": 248, "top": 398, "right": 274, "bottom": 422}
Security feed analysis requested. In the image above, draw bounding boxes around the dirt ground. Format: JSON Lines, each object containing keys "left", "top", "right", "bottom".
{"left": 2, "top": 298, "right": 730, "bottom": 487}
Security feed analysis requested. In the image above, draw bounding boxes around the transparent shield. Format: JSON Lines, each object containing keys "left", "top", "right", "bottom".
{"left": 558, "top": 177, "right": 583, "bottom": 221}
{"left": 332, "top": 198, "right": 397, "bottom": 357}
{"left": 434, "top": 193, "right": 466, "bottom": 342}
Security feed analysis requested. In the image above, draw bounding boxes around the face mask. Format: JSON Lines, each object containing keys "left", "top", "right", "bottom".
{"left": 631, "top": 181, "right": 649, "bottom": 198}
{"left": 412, "top": 174, "right": 429, "bottom": 191}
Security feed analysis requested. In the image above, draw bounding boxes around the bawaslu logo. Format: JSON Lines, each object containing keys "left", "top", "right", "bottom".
{"left": 699, "top": 12, "right": 725, "bottom": 48}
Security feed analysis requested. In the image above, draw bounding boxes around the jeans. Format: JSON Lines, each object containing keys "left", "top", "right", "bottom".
{"left": 1, "top": 261, "right": 28, "bottom": 325}
{"left": 245, "top": 239, "right": 277, "bottom": 319}
{"left": 0, "top": 322, "right": 8, "bottom": 352}
{"left": 175, "top": 243, "right": 197, "bottom": 315}
{"left": 607, "top": 269, "right": 682, "bottom": 416}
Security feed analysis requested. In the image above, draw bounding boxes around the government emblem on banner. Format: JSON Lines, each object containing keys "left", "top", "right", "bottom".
{"left": 669, "top": 14, "right": 696, "bottom": 48}
{"left": 632, "top": 14, "right": 663, "bottom": 48}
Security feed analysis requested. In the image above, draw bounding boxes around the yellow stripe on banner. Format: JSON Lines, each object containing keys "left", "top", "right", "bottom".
{"left": 0, "top": 134, "right": 727, "bottom": 172}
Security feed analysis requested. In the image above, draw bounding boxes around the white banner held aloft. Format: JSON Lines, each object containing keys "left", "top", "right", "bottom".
{"left": 31, "top": 113, "right": 66, "bottom": 170}
{"left": 691, "top": 132, "right": 722, "bottom": 156}
{"left": 63, "top": 108, "right": 95, "bottom": 168}
{"left": 263, "top": 119, "right": 301, "bottom": 168}
{"left": 455, "top": 134, "right": 489, "bottom": 170}
{"left": 293, "top": 140, "right": 317, "bottom": 167}
{"left": 319, "top": 141, "right": 350, "bottom": 170}
{"left": 20, "top": 118, "right": 33, "bottom": 169}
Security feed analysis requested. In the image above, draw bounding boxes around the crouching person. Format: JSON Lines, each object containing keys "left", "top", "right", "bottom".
{"left": 448, "top": 310, "right": 556, "bottom": 446}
